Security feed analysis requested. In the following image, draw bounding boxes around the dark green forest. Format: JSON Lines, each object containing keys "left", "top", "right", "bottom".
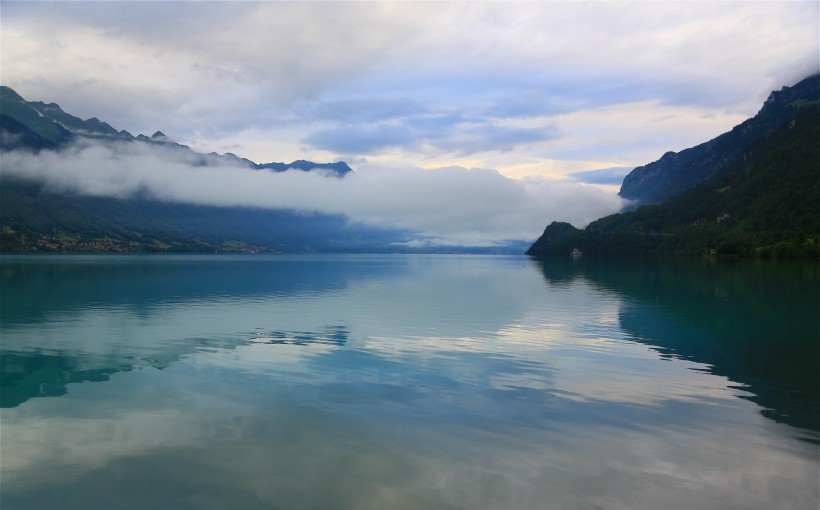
{"left": 619, "top": 74, "right": 820, "bottom": 205}
{"left": 528, "top": 107, "right": 820, "bottom": 259}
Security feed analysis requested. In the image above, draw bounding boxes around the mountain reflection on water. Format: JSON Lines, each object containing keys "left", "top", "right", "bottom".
{"left": 3, "top": 254, "right": 818, "bottom": 436}
{"left": 1, "top": 255, "right": 381, "bottom": 409}
{"left": 533, "top": 256, "right": 820, "bottom": 436}
{"left": 1, "top": 254, "right": 818, "bottom": 510}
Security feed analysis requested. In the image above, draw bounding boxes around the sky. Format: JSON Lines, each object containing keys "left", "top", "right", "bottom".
{"left": 1, "top": 1, "right": 818, "bottom": 245}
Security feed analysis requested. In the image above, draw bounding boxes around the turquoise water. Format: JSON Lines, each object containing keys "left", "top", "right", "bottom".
{"left": 1, "top": 254, "right": 818, "bottom": 509}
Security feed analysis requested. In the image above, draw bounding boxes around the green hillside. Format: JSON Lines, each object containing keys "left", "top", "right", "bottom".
{"left": 0, "top": 86, "right": 72, "bottom": 144}
{"left": 527, "top": 106, "right": 820, "bottom": 258}
{"left": 619, "top": 74, "right": 819, "bottom": 205}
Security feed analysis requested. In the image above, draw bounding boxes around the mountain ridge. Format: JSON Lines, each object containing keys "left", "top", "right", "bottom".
{"left": 0, "top": 85, "right": 528, "bottom": 254}
{"left": 0, "top": 85, "right": 351, "bottom": 176}
{"left": 528, "top": 102, "right": 820, "bottom": 258}
{"left": 619, "top": 74, "right": 820, "bottom": 205}
{"left": 0, "top": 86, "right": 385, "bottom": 252}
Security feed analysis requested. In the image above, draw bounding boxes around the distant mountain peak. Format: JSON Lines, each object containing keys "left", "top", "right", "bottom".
{"left": 0, "top": 85, "right": 353, "bottom": 177}
{"left": 255, "top": 160, "right": 353, "bottom": 176}
{"left": 0, "top": 85, "right": 25, "bottom": 103}
{"left": 150, "top": 130, "right": 174, "bottom": 143}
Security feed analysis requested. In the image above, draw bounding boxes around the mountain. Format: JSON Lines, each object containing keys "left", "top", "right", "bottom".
{"left": 0, "top": 86, "right": 392, "bottom": 252}
{"left": 527, "top": 100, "right": 820, "bottom": 258}
{"left": 0, "top": 85, "right": 350, "bottom": 176}
{"left": 0, "top": 113, "right": 67, "bottom": 151}
{"left": 0, "top": 175, "right": 421, "bottom": 253}
{"left": 0, "top": 86, "right": 524, "bottom": 253}
{"left": 257, "top": 160, "right": 352, "bottom": 176}
{"left": 619, "top": 74, "right": 820, "bottom": 205}
{"left": 0, "top": 87, "right": 74, "bottom": 149}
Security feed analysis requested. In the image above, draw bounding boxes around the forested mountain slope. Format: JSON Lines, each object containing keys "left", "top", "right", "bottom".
{"left": 528, "top": 106, "right": 820, "bottom": 258}
{"left": 619, "top": 74, "right": 819, "bottom": 205}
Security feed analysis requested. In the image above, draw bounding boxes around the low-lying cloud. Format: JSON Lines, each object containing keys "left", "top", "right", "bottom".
{"left": 3, "top": 140, "right": 624, "bottom": 246}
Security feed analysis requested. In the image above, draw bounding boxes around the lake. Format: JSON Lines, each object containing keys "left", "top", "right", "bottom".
{"left": 1, "top": 254, "right": 817, "bottom": 509}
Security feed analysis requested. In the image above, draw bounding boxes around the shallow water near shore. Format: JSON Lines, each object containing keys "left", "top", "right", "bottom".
{"left": 1, "top": 254, "right": 818, "bottom": 509}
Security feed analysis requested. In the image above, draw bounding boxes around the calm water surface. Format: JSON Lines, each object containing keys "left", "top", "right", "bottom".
{"left": 1, "top": 254, "right": 818, "bottom": 509}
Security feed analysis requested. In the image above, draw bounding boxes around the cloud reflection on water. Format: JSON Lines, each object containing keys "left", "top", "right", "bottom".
{"left": 1, "top": 255, "right": 817, "bottom": 509}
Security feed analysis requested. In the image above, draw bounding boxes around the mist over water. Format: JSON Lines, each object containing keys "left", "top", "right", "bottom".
{"left": 2, "top": 140, "right": 624, "bottom": 246}
{"left": 1, "top": 254, "right": 817, "bottom": 509}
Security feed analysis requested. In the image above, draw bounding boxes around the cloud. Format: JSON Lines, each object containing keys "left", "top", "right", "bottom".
{"left": 299, "top": 97, "right": 424, "bottom": 124}
{"left": 2, "top": 140, "right": 624, "bottom": 246}
{"left": 0, "top": 2, "right": 423, "bottom": 137}
{"left": 2, "top": 1, "right": 817, "bottom": 174}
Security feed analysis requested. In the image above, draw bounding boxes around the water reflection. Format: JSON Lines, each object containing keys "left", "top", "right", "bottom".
{"left": 532, "top": 256, "right": 820, "bottom": 436}
{"left": 1, "top": 254, "right": 818, "bottom": 510}
{"left": 1, "top": 350, "right": 136, "bottom": 408}
{"left": 1, "top": 254, "right": 535, "bottom": 409}
{"left": 250, "top": 326, "right": 349, "bottom": 346}
{"left": 0, "top": 254, "right": 412, "bottom": 326}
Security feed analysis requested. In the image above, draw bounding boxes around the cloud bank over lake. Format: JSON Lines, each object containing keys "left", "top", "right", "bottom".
{"left": 3, "top": 140, "right": 623, "bottom": 246}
